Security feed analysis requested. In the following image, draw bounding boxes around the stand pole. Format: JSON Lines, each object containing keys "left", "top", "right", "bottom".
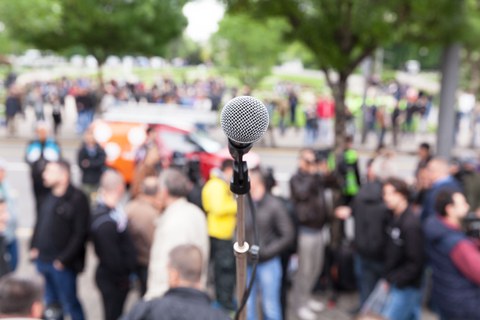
{"left": 234, "top": 194, "right": 249, "bottom": 320}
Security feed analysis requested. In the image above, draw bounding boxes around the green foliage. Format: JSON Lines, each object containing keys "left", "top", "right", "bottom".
{"left": 210, "top": 14, "right": 289, "bottom": 89}
{"left": 0, "top": 0, "right": 187, "bottom": 65}
{"left": 223, "top": 0, "right": 465, "bottom": 147}
{"left": 164, "top": 36, "right": 203, "bottom": 65}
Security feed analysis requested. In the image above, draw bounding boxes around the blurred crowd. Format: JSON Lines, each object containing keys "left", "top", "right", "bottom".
{"left": 4, "top": 72, "right": 464, "bottom": 152}
{"left": 0, "top": 112, "right": 479, "bottom": 320}
{"left": 2, "top": 72, "right": 480, "bottom": 320}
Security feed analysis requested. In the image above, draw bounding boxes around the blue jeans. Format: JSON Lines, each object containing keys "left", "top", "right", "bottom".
{"left": 77, "top": 109, "right": 94, "bottom": 134}
{"left": 381, "top": 285, "right": 421, "bottom": 320}
{"left": 6, "top": 238, "right": 18, "bottom": 271}
{"left": 247, "top": 257, "right": 283, "bottom": 320}
{"left": 36, "top": 260, "right": 85, "bottom": 320}
{"left": 354, "top": 254, "right": 384, "bottom": 307}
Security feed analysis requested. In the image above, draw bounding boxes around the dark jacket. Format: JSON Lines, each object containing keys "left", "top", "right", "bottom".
{"left": 424, "top": 215, "right": 480, "bottom": 319}
{"left": 352, "top": 180, "right": 391, "bottom": 261}
{"left": 290, "top": 171, "right": 328, "bottom": 229}
{"left": 31, "top": 185, "right": 90, "bottom": 273}
{"left": 77, "top": 142, "right": 106, "bottom": 185}
{"left": 245, "top": 193, "right": 295, "bottom": 262}
{"left": 5, "top": 95, "right": 22, "bottom": 118}
{"left": 90, "top": 203, "right": 136, "bottom": 280}
{"left": 384, "top": 207, "right": 424, "bottom": 288}
{"left": 122, "top": 287, "right": 230, "bottom": 320}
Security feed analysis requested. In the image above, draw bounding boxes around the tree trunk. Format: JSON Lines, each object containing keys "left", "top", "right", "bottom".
{"left": 332, "top": 73, "right": 348, "bottom": 153}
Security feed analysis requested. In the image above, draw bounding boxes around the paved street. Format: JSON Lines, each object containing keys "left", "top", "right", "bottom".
{"left": 0, "top": 100, "right": 447, "bottom": 319}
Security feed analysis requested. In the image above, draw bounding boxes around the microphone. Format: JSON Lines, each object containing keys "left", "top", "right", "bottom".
{"left": 220, "top": 96, "right": 269, "bottom": 160}
{"left": 220, "top": 95, "right": 269, "bottom": 320}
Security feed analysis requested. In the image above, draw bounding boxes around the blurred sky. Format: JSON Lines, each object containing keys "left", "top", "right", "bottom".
{"left": 183, "top": 0, "right": 225, "bottom": 42}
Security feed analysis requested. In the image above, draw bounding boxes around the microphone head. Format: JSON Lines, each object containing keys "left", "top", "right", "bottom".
{"left": 220, "top": 96, "right": 269, "bottom": 145}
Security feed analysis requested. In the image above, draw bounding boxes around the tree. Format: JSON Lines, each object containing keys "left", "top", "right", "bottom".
{"left": 0, "top": 0, "right": 188, "bottom": 84}
{"left": 224, "top": 0, "right": 465, "bottom": 148}
{"left": 210, "top": 13, "right": 289, "bottom": 89}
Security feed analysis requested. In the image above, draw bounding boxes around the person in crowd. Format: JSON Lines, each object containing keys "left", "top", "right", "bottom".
{"left": 28, "top": 84, "right": 45, "bottom": 122}
{"left": 457, "top": 158, "right": 480, "bottom": 216}
{"left": 421, "top": 158, "right": 462, "bottom": 222}
{"left": 336, "top": 158, "right": 392, "bottom": 311}
{"left": 145, "top": 168, "right": 209, "bottom": 300}
{"left": 0, "top": 159, "right": 18, "bottom": 271}
{"left": 245, "top": 167, "right": 295, "bottom": 320}
{"left": 201, "top": 159, "right": 236, "bottom": 312}
{"left": 338, "top": 135, "right": 361, "bottom": 204}
{"left": 288, "top": 88, "right": 299, "bottom": 127}
{"left": 30, "top": 160, "right": 89, "bottom": 320}
{"left": 316, "top": 94, "right": 335, "bottom": 146}
{"left": 0, "top": 274, "right": 44, "bottom": 319}
{"left": 125, "top": 176, "right": 159, "bottom": 296}
{"left": 77, "top": 127, "right": 106, "bottom": 203}
{"left": 380, "top": 178, "right": 424, "bottom": 320}
{"left": 123, "top": 245, "right": 229, "bottom": 320}
{"left": 25, "top": 122, "right": 61, "bottom": 212}
{"left": 415, "top": 143, "right": 432, "bottom": 176}
{"left": 304, "top": 105, "right": 318, "bottom": 146}
{"left": 5, "top": 84, "right": 23, "bottom": 136}
{"left": 290, "top": 148, "right": 329, "bottom": 320}
{"left": 74, "top": 85, "right": 95, "bottom": 135}
{"left": 131, "top": 127, "right": 162, "bottom": 198}
{"left": 91, "top": 170, "right": 137, "bottom": 320}
{"left": 376, "top": 106, "right": 388, "bottom": 150}
{"left": 0, "top": 197, "right": 11, "bottom": 277}
{"left": 423, "top": 189, "right": 480, "bottom": 319}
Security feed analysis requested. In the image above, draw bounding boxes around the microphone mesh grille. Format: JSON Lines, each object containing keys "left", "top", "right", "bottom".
{"left": 220, "top": 96, "right": 269, "bottom": 144}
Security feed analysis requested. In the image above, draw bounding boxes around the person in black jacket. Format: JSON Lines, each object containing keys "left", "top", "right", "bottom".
{"left": 380, "top": 178, "right": 424, "bottom": 320}
{"left": 77, "top": 127, "right": 106, "bottom": 203}
{"left": 245, "top": 167, "right": 295, "bottom": 320}
{"left": 290, "top": 148, "right": 329, "bottom": 320}
{"left": 122, "top": 244, "right": 229, "bottom": 320}
{"left": 336, "top": 158, "right": 392, "bottom": 311}
{"left": 30, "top": 159, "right": 89, "bottom": 320}
{"left": 91, "top": 170, "right": 136, "bottom": 320}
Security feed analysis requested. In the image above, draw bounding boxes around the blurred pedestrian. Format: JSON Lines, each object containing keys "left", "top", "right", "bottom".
{"left": 5, "top": 84, "right": 23, "bottom": 136}
{"left": 201, "top": 159, "right": 237, "bottom": 312}
{"left": 145, "top": 169, "right": 209, "bottom": 300}
{"left": 336, "top": 158, "right": 392, "bottom": 311}
{"left": 77, "top": 127, "right": 106, "bottom": 204}
{"left": 421, "top": 158, "right": 462, "bottom": 222}
{"left": 74, "top": 86, "right": 95, "bottom": 135}
{"left": 380, "top": 178, "right": 424, "bottom": 320}
{"left": 0, "top": 159, "right": 18, "bottom": 271}
{"left": 0, "top": 274, "right": 44, "bottom": 319}
{"left": 25, "top": 122, "right": 61, "bottom": 212}
{"left": 338, "top": 136, "right": 361, "bottom": 204}
{"left": 125, "top": 176, "right": 159, "bottom": 296}
{"left": 424, "top": 189, "right": 480, "bottom": 319}
{"left": 91, "top": 170, "right": 137, "bottom": 320}
{"left": 131, "top": 127, "right": 162, "bottom": 198}
{"left": 0, "top": 197, "right": 10, "bottom": 277}
{"left": 246, "top": 167, "right": 295, "bottom": 320}
{"left": 30, "top": 160, "right": 89, "bottom": 320}
{"left": 290, "top": 148, "right": 329, "bottom": 320}
{"left": 123, "top": 245, "right": 230, "bottom": 320}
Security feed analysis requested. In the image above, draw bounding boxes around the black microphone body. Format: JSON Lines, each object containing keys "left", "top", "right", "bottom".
{"left": 221, "top": 96, "right": 269, "bottom": 194}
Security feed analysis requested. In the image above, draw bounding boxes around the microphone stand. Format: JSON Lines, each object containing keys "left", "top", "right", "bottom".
{"left": 228, "top": 141, "right": 251, "bottom": 320}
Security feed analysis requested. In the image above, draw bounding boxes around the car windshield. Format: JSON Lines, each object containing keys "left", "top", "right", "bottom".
{"left": 188, "top": 131, "right": 223, "bottom": 153}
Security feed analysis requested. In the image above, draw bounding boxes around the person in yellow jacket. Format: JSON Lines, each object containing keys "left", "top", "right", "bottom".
{"left": 201, "top": 159, "right": 237, "bottom": 312}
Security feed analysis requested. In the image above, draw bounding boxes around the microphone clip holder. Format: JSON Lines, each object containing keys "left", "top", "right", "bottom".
{"left": 228, "top": 140, "right": 252, "bottom": 195}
